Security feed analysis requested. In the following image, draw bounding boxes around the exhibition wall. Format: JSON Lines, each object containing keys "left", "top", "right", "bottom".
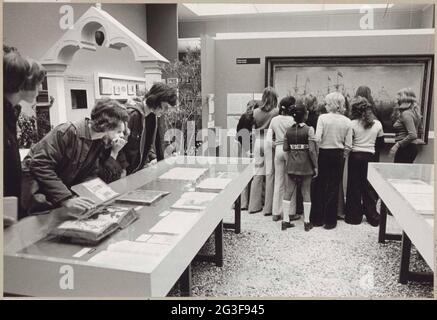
{"left": 204, "top": 30, "right": 434, "bottom": 163}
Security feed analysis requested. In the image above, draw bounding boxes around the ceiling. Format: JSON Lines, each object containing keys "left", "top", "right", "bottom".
{"left": 178, "top": 3, "right": 433, "bottom": 21}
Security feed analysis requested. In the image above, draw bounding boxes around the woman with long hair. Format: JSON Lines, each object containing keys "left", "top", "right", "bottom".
{"left": 236, "top": 99, "right": 259, "bottom": 209}
{"left": 248, "top": 87, "right": 279, "bottom": 214}
{"left": 354, "top": 86, "right": 382, "bottom": 160}
{"left": 354, "top": 86, "right": 376, "bottom": 116}
{"left": 389, "top": 88, "right": 423, "bottom": 163}
{"left": 345, "top": 96, "right": 384, "bottom": 226}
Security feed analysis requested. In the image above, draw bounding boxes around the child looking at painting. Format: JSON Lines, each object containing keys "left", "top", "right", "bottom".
{"left": 282, "top": 101, "right": 318, "bottom": 232}
{"left": 345, "top": 96, "right": 384, "bottom": 226}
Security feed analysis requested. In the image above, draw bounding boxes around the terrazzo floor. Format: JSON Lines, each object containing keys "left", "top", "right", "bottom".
{"left": 169, "top": 209, "right": 434, "bottom": 298}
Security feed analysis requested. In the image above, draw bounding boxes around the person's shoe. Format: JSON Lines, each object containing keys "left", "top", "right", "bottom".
{"left": 249, "top": 209, "right": 262, "bottom": 214}
{"left": 272, "top": 215, "right": 281, "bottom": 222}
{"left": 241, "top": 207, "right": 248, "bottom": 211}
{"left": 337, "top": 213, "right": 346, "bottom": 220}
{"left": 323, "top": 224, "right": 336, "bottom": 230}
{"left": 304, "top": 222, "right": 314, "bottom": 232}
{"left": 366, "top": 215, "right": 380, "bottom": 227}
{"left": 345, "top": 219, "right": 362, "bottom": 225}
{"left": 264, "top": 212, "right": 272, "bottom": 217}
{"left": 311, "top": 221, "right": 324, "bottom": 227}
{"left": 289, "top": 214, "right": 301, "bottom": 222}
{"left": 281, "top": 221, "right": 295, "bottom": 231}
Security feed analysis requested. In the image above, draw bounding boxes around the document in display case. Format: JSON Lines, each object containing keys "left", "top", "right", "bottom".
{"left": 50, "top": 206, "right": 138, "bottom": 245}
{"left": 115, "top": 189, "right": 170, "bottom": 205}
{"left": 70, "top": 178, "right": 120, "bottom": 219}
{"left": 158, "top": 167, "right": 209, "bottom": 182}
{"left": 170, "top": 192, "right": 217, "bottom": 211}
{"left": 149, "top": 211, "right": 201, "bottom": 234}
{"left": 195, "top": 178, "right": 232, "bottom": 193}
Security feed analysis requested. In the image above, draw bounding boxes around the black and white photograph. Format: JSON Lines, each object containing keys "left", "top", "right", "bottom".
{"left": 2, "top": 1, "right": 435, "bottom": 301}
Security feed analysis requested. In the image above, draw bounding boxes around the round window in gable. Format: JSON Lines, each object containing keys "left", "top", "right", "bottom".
{"left": 95, "top": 30, "right": 105, "bottom": 46}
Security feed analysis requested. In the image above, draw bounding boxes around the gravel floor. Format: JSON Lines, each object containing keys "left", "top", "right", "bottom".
{"left": 168, "top": 209, "right": 434, "bottom": 298}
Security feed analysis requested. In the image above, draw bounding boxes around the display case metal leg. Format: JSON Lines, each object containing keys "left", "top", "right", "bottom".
{"left": 215, "top": 220, "right": 224, "bottom": 267}
{"left": 179, "top": 264, "right": 192, "bottom": 296}
{"left": 378, "top": 201, "right": 402, "bottom": 243}
{"left": 195, "top": 220, "right": 224, "bottom": 267}
{"left": 398, "top": 232, "right": 433, "bottom": 284}
{"left": 378, "top": 201, "right": 388, "bottom": 243}
{"left": 399, "top": 232, "right": 412, "bottom": 284}
{"left": 224, "top": 195, "right": 241, "bottom": 234}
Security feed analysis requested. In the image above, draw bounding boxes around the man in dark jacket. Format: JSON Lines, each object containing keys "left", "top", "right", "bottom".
{"left": 3, "top": 48, "right": 46, "bottom": 220}
{"left": 122, "top": 83, "right": 177, "bottom": 174}
{"left": 22, "top": 99, "right": 129, "bottom": 215}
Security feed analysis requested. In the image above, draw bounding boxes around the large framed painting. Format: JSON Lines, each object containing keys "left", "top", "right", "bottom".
{"left": 266, "top": 55, "right": 433, "bottom": 143}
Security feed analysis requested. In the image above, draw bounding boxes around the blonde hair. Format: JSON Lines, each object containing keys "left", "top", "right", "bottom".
{"left": 324, "top": 92, "right": 345, "bottom": 114}
{"left": 392, "top": 88, "right": 422, "bottom": 121}
{"left": 260, "top": 86, "right": 278, "bottom": 112}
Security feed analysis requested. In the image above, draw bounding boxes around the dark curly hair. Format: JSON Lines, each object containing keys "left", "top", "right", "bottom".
{"left": 144, "top": 82, "right": 177, "bottom": 109}
{"left": 350, "top": 96, "right": 375, "bottom": 129}
{"left": 278, "top": 96, "right": 296, "bottom": 116}
{"left": 292, "top": 99, "right": 308, "bottom": 123}
{"left": 4, "top": 51, "right": 46, "bottom": 94}
{"left": 91, "top": 99, "right": 129, "bottom": 132}
{"left": 355, "top": 86, "right": 375, "bottom": 107}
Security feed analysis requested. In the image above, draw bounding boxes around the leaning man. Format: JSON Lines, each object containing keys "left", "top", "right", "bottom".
{"left": 22, "top": 99, "right": 129, "bottom": 215}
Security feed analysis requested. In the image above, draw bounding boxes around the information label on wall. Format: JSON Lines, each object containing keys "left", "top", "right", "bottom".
{"left": 236, "top": 58, "right": 261, "bottom": 65}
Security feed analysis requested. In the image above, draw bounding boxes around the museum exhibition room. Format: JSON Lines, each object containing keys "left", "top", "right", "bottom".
{"left": 2, "top": 2, "right": 435, "bottom": 299}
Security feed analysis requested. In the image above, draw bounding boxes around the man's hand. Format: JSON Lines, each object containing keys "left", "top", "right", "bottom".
{"left": 144, "top": 159, "right": 158, "bottom": 168}
{"left": 62, "top": 197, "right": 96, "bottom": 214}
{"left": 111, "top": 137, "right": 127, "bottom": 159}
{"left": 313, "top": 168, "right": 318, "bottom": 179}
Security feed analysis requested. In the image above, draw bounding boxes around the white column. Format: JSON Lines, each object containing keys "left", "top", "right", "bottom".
{"left": 43, "top": 63, "right": 68, "bottom": 126}
{"left": 141, "top": 61, "right": 165, "bottom": 90}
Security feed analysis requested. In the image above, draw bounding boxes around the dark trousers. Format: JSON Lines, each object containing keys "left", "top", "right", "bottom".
{"left": 310, "top": 148, "right": 344, "bottom": 227}
{"left": 394, "top": 144, "right": 418, "bottom": 163}
{"left": 345, "top": 152, "right": 379, "bottom": 224}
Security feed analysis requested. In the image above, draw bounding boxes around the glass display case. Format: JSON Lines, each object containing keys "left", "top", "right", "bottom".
{"left": 4, "top": 156, "right": 254, "bottom": 297}
{"left": 368, "top": 163, "right": 434, "bottom": 283}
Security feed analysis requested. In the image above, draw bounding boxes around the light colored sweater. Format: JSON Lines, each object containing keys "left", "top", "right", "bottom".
{"left": 315, "top": 113, "right": 352, "bottom": 151}
{"left": 266, "top": 115, "right": 295, "bottom": 147}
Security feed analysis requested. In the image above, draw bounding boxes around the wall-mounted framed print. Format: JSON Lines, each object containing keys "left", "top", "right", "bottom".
{"left": 113, "top": 83, "right": 121, "bottom": 95}
{"left": 127, "top": 83, "right": 135, "bottom": 95}
{"left": 120, "top": 83, "right": 127, "bottom": 95}
{"left": 266, "top": 55, "right": 433, "bottom": 143}
{"left": 99, "top": 78, "right": 113, "bottom": 95}
{"left": 136, "top": 83, "right": 146, "bottom": 96}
